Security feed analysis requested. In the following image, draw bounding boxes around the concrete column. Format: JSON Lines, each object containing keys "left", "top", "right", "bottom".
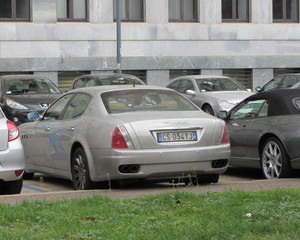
{"left": 252, "top": 69, "right": 273, "bottom": 91}
{"left": 90, "top": 0, "right": 113, "bottom": 23}
{"left": 32, "top": 0, "right": 56, "bottom": 23}
{"left": 147, "top": 70, "right": 169, "bottom": 86}
{"left": 201, "top": 69, "right": 222, "bottom": 76}
{"left": 146, "top": 0, "right": 168, "bottom": 23}
{"left": 251, "top": 0, "right": 273, "bottom": 24}
{"left": 34, "top": 72, "right": 58, "bottom": 85}
{"left": 200, "top": 0, "right": 222, "bottom": 24}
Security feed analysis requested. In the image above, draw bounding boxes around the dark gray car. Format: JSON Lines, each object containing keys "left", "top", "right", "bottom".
{"left": 219, "top": 89, "right": 300, "bottom": 179}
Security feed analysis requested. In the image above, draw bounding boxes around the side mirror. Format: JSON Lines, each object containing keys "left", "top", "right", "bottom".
{"left": 218, "top": 110, "right": 228, "bottom": 119}
{"left": 255, "top": 86, "right": 262, "bottom": 92}
{"left": 27, "top": 112, "right": 40, "bottom": 121}
{"left": 186, "top": 89, "right": 195, "bottom": 96}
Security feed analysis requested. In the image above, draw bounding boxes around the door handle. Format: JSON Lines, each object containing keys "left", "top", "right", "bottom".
{"left": 68, "top": 127, "right": 75, "bottom": 132}
{"left": 44, "top": 127, "right": 51, "bottom": 132}
{"left": 231, "top": 123, "right": 240, "bottom": 127}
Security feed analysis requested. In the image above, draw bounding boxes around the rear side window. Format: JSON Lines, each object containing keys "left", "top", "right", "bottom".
{"left": 102, "top": 89, "right": 198, "bottom": 114}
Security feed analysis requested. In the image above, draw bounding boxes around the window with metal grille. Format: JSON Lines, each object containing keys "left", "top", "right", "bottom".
{"left": 169, "top": 69, "right": 201, "bottom": 80}
{"left": 274, "top": 68, "right": 300, "bottom": 76}
{"left": 0, "top": 0, "right": 30, "bottom": 21}
{"left": 58, "top": 71, "right": 90, "bottom": 91}
{"left": 222, "top": 69, "right": 252, "bottom": 89}
{"left": 169, "top": 0, "right": 197, "bottom": 22}
{"left": 113, "top": 0, "right": 144, "bottom": 22}
{"left": 222, "top": 0, "right": 249, "bottom": 22}
{"left": 57, "top": 0, "right": 88, "bottom": 21}
{"left": 122, "top": 70, "right": 147, "bottom": 84}
{"left": 273, "top": 0, "right": 299, "bottom": 22}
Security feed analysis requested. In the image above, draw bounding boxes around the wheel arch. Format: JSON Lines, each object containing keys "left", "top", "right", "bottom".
{"left": 259, "top": 133, "right": 290, "bottom": 159}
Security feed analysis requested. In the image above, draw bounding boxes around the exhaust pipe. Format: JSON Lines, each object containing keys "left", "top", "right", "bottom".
{"left": 119, "top": 164, "right": 140, "bottom": 173}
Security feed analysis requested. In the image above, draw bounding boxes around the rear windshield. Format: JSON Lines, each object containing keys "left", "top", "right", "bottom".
{"left": 0, "top": 109, "right": 3, "bottom": 119}
{"left": 5, "top": 78, "right": 61, "bottom": 95}
{"left": 102, "top": 89, "right": 198, "bottom": 114}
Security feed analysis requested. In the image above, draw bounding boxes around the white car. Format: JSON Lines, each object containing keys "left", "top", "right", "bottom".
{"left": 166, "top": 75, "right": 253, "bottom": 116}
{"left": 0, "top": 108, "right": 25, "bottom": 194}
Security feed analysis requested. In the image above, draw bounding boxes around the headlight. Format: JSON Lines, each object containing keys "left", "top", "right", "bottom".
{"left": 219, "top": 100, "right": 235, "bottom": 111}
{"left": 6, "top": 98, "right": 29, "bottom": 110}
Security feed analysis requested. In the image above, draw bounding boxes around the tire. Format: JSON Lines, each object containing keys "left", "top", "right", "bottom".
{"left": 261, "top": 137, "right": 292, "bottom": 179}
{"left": 71, "top": 147, "right": 94, "bottom": 190}
{"left": 202, "top": 105, "right": 214, "bottom": 115}
{"left": 184, "top": 174, "right": 219, "bottom": 185}
{"left": 0, "top": 179, "right": 23, "bottom": 195}
{"left": 23, "top": 172, "right": 34, "bottom": 180}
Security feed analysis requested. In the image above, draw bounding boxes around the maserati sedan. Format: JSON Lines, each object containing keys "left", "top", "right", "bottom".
{"left": 19, "top": 85, "right": 230, "bottom": 190}
{"left": 166, "top": 75, "right": 253, "bottom": 116}
{"left": 219, "top": 89, "right": 300, "bottom": 179}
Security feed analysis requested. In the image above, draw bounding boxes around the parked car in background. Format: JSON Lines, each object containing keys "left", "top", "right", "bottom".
{"left": 0, "top": 107, "right": 24, "bottom": 195}
{"left": 166, "top": 75, "right": 253, "bottom": 116}
{"left": 72, "top": 73, "right": 146, "bottom": 89}
{"left": 219, "top": 89, "right": 300, "bottom": 179}
{"left": 19, "top": 85, "right": 230, "bottom": 190}
{"left": 255, "top": 73, "right": 300, "bottom": 92}
{"left": 0, "top": 75, "right": 62, "bottom": 125}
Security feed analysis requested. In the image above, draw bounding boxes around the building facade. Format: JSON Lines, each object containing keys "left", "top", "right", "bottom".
{"left": 0, "top": 0, "right": 300, "bottom": 90}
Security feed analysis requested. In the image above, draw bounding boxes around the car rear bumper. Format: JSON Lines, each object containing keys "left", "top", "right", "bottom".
{"left": 0, "top": 140, "right": 25, "bottom": 181}
{"left": 89, "top": 144, "right": 230, "bottom": 182}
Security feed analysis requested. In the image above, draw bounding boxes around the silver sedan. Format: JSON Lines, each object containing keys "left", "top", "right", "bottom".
{"left": 0, "top": 108, "right": 25, "bottom": 194}
{"left": 19, "top": 85, "right": 230, "bottom": 190}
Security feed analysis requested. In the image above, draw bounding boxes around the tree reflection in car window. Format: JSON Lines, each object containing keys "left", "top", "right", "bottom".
{"left": 230, "top": 99, "right": 267, "bottom": 119}
{"left": 43, "top": 94, "right": 73, "bottom": 121}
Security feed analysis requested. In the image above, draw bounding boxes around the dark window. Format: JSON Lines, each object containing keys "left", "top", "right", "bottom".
{"left": 169, "top": 0, "right": 197, "bottom": 22}
{"left": 177, "top": 80, "right": 195, "bottom": 94}
{"left": 230, "top": 99, "right": 268, "bottom": 119}
{"left": 223, "top": 69, "right": 252, "bottom": 89}
{"left": 169, "top": 69, "right": 201, "bottom": 80}
{"left": 0, "top": 0, "right": 30, "bottom": 21}
{"left": 57, "top": 0, "right": 88, "bottom": 21}
{"left": 113, "top": 0, "right": 144, "bottom": 22}
{"left": 222, "top": 0, "right": 249, "bottom": 22}
{"left": 273, "top": 0, "right": 299, "bottom": 22}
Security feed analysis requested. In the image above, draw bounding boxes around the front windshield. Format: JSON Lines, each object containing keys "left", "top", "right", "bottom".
{"left": 5, "top": 78, "right": 61, "bottom": 95}
{"left": 196, "top": 78, "right": 246, "bottom": 92}
{"left": 264, "top": 75, "right": 300, "bottom": 91}
{"left": 102, "top": 89, "right": 198, "bottom": 114}
{"left": 96, "top": 76, "right": 144, "bottom": 85}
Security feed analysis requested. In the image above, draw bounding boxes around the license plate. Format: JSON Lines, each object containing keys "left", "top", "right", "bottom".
{"left": 157, "top": 131, "right": 197, "bottom": 143}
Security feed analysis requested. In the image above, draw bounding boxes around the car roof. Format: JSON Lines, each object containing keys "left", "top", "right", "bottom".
{"left": 68, "top": 85, "right": 170, "bottom": 94}
{"left": 245, "top": 89, "right": 300, "bottom": 116}
{"left": 74, "top": 73, "right": 141, "bottom": 79}
{"left": 172, "top": 75, "right": 231, "bottom": 80}
{"left": 0, "top": 75, "right": 50, "bottom": 80}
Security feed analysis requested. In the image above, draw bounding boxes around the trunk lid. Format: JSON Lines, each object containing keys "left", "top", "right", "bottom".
{"left": 112, "top": 111, "right": 223, "bottom": 149}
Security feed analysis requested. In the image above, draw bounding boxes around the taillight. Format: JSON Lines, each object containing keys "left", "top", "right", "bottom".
{"left": 7, "top": 120, "right": 19, "bottom": 142}
{"left": 112, "top": 127, "right": 128, "bottom": 149}
{"left": 221, "top": 124, "right": 230, "bottom": 144}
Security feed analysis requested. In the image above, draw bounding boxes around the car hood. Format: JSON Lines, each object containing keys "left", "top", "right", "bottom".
{"left": 202, "top": 91, "right": 254, "bottom": 104}
{"left": 5, "top": 94, "right": 61, "bottom": 111}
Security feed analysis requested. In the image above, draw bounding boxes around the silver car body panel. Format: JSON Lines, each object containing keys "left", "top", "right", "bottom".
{"left": 0, "top": 111, "right": 25, "bottom": 182}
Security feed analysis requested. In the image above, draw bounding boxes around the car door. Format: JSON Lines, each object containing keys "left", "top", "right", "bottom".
{"left": 29, "top": 94, "right": 74, "bottom": 168}
{"left": 226, "top": 99, "right": 268, "bottom": 160}
{"left": 49, "top": 93, "right": 92, "bottom": 172}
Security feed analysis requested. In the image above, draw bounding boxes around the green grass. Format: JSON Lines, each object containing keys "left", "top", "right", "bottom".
{"left": 1, "top": 189, "right": 300, "bottom": 239}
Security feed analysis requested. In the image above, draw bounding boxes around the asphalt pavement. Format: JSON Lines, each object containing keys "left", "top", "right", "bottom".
{"left": 0, "top": 177, "right": 299, "bottom": 205}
